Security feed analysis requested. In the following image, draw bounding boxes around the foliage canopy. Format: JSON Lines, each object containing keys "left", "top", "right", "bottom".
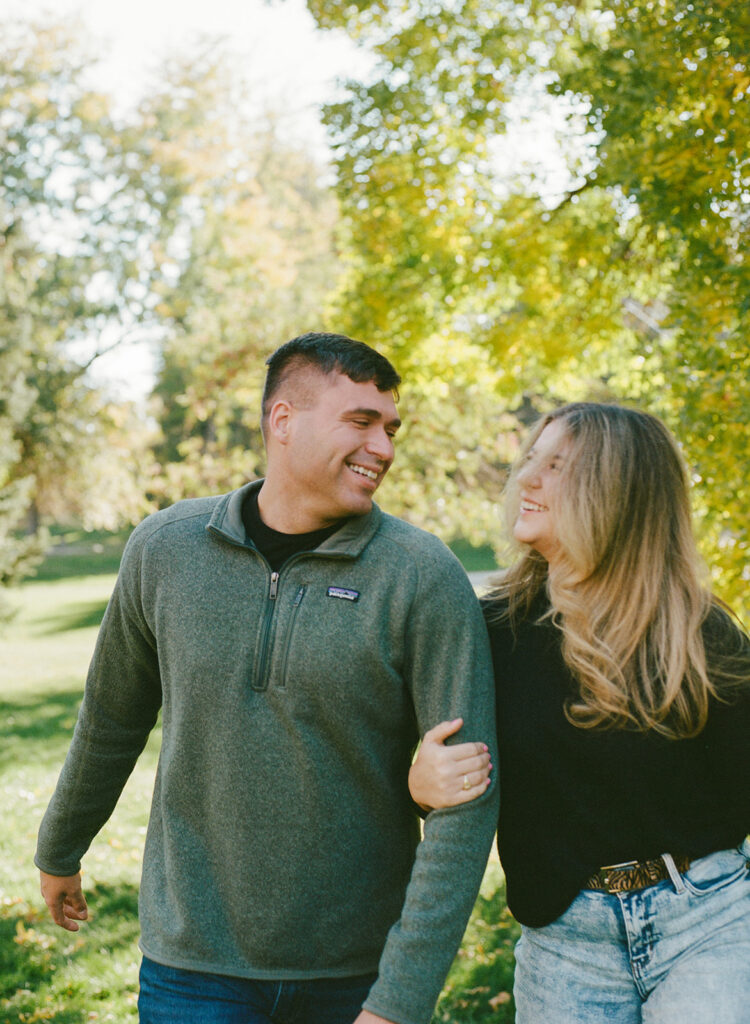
{"left": 303, "top": 0, "right": 749, "bottom": 614}
{"left": 1, "top": 6, "right": 747, "bottom": 617}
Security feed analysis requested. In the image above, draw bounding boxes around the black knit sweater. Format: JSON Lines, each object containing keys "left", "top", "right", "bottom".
{"left": 484, "top": 594, "right": 750, "bottom": 927}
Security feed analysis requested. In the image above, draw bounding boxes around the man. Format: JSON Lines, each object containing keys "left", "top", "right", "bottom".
{"left": 36, "top": 332, "right": 499, "bottom": 1024}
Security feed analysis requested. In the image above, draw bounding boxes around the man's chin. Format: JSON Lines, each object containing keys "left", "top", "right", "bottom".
{"left": 342, "top": 492, "right": 376, "bottom": 517}
{"left": 317, "top": 493, "right": 374, "bottom": 525}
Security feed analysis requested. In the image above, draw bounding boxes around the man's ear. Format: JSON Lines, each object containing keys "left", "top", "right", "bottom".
{"left": 266, "top": 399, "right": 294, "bottom": 445}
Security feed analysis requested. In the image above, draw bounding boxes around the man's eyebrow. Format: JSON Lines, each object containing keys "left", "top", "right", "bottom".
{"left": 345, "top": 406, "right": 402, "bottom": 429}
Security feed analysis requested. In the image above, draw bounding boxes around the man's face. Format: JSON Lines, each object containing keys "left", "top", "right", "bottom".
{"left": 281, "top": 372, "right": 401, "bottom": 528}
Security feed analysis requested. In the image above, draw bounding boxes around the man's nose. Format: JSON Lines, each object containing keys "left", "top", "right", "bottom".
{"left": 365, "top": 428, "right": 395, "bottom": 463}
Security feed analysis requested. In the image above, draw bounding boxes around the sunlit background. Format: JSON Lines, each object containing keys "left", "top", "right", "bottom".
{"left": 0, "top": 4, "right": 748, "bottom": 1019}
{"left": 1, "top": 0, "right": 747, "bottom": 609}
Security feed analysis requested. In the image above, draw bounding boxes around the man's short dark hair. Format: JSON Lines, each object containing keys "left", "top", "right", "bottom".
{"left": 262, "top": 332, "right": 401, "bottom": 421}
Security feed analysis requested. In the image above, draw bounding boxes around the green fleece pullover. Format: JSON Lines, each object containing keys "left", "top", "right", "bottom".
{"left": 36, "top": 481, "right": 499, "bottom": 1024}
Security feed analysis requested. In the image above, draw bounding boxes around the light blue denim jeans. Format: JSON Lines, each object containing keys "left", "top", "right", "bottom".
{"left": 513, "top": 838, "right": 750, "bottom": 1023}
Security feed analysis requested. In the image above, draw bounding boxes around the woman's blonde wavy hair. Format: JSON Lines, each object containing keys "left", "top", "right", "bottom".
{"left": 489, "top": 402, "right": 742, "bottom": 740}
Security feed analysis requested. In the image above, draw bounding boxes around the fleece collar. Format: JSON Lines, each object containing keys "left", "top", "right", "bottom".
{"left": 206, "top": 479, "right": 383, "bottom": 560}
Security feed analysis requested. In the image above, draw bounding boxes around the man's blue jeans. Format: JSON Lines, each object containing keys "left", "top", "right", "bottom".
{"left": 513, "top": 838, "right": 750, "bottom": 1023}
{"left": 138, "top": 957, "right": 378, "bottom": 1024}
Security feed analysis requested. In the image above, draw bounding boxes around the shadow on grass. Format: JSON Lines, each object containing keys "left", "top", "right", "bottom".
{"left": 0, "top": 880, "right": 141, "bottom": 1022}
{"left": 35, "top": 598, "right": 110, "bottom": 635}
{"left": 0, "top": 691, "right": 82, "bottom": 772}
{"left": 31, "top": 551, "right": 125, "bottom": 583}
{"left": 28, "top": 530, "right": 129, "bottom": 584}
{"left": 434, "top": 873, "right": 520, "bottom": 1023}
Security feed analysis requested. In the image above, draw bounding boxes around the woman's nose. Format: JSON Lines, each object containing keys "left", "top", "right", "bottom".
{"left": 518, "top": 461, "right": 540, "bottom": 487}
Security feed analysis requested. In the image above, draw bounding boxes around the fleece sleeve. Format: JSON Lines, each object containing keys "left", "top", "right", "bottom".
{"left": 362, "top": 553, "right": 500, "bottom": 1024}
{"left": 35, "top": 524, "right": 163, "bottom": 876}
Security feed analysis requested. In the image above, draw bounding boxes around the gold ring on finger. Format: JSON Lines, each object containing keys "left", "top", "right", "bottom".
{"left": 463, "top": 775, "right": 470, "bottom": 790}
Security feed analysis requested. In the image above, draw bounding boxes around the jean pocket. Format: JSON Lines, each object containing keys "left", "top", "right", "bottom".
{"left": 682, "top": 843, "right": 750, "bottom": 896}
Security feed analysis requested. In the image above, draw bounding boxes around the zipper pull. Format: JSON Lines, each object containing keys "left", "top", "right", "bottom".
{"left": 269, "top": 572, "right": 279, "bottom": 599}
{"left": 293, "top": 586, "right": 306, "bottom": 607}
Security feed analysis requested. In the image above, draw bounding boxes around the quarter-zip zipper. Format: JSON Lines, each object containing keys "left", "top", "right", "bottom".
{"left": 254, "top": 571, "right": 280, "bottom": 691}
{"left": 252, "top": 554, "right": 351, "bottom": 691}
{"left": 206, "top": 527, "right": 354, "bottom": 692}
{"left": 207, "top": 540, "right": 351, "bottom": 692}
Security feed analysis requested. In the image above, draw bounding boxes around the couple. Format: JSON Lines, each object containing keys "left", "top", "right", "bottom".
{"left": 36, "top": 333, "right": 750, "bottom": 1023}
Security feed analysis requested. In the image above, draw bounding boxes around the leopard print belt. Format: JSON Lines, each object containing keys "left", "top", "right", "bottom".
{"left": 584, "top": 853, "right": 691, "bottom": 893}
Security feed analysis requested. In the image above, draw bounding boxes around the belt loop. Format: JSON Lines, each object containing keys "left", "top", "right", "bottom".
{"left": 661, "top": 852, "right": 685, "bottom": 893}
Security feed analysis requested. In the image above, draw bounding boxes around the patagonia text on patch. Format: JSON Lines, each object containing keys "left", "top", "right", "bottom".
{"left": 327, "top": 586, "right": 360, "bottom": 602}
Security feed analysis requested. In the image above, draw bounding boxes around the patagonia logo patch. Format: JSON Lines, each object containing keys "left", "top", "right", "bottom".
{"left": 327, "top": 586, "right": 360, "bottom": 602}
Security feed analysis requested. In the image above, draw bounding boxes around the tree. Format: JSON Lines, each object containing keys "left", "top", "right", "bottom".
{"left": 549, "top": 0, "right": 750, "bottom": 610}
{"left": 301, "top": 0, "right": 749, "bottom": 613}
{"left": 0, "top": 21, "right": 343, "bottom": 572}
{"left": 0, "top": 213, "right": 47, "bottom": 607}
{"left": 144, "top": 52, "right": 341, "bottom": 503}
{"left": 0, "top": 17, "right": 171, "bottom": 586}
{"left": 296, "top": 1, "right": 662, "bottom": 544}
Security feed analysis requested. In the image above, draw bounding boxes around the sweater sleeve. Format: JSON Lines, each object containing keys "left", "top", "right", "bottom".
{"left": 362, "top": 553, "right": 500, "bottom": 1024}
{"left": 35, "top": 524, "right": 163, "bottom": 876}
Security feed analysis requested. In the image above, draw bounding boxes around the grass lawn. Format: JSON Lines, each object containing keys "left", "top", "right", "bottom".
{"left": 1, "top": 536, "right": 518, "bottom": 1023}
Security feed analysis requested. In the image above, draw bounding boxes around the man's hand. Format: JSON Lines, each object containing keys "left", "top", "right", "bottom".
{"left": 353, "top": 1013, "right": 397, "bottom": 1024}
{"left": 39, "top": 870, "right": 89, "bottom": 931}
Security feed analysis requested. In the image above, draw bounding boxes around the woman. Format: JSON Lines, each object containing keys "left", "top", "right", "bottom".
{"left": 410, "top": 403, "right": 750, "bottom": 1023}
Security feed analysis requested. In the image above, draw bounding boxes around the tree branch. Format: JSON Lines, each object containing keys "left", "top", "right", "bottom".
{"left": 78, "top": 327, "right": 147, "bottom": 371}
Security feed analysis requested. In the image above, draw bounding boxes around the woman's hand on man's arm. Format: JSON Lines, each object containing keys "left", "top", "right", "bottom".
{"left": 408, "top": 717, "right": 492, "bottom": 811}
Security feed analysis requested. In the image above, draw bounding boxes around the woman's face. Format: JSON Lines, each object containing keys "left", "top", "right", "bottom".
{"left": 513, "top": 418, "right": 572, "bottom": 565}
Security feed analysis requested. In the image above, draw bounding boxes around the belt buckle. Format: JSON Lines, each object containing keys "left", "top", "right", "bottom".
{"left": 598, "top": 859, "right": 641, "bottom": 893}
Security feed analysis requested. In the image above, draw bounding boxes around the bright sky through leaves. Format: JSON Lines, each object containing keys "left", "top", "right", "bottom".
{"left": 0, "top": 0, "right": 362, "bottom": 137}
{"left": 0, "top": 0, "right": 366, "bottom": 397}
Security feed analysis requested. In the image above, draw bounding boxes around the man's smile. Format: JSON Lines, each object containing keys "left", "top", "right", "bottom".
{"left": 347, "top": 461, "right": 381, "bottom": 481}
